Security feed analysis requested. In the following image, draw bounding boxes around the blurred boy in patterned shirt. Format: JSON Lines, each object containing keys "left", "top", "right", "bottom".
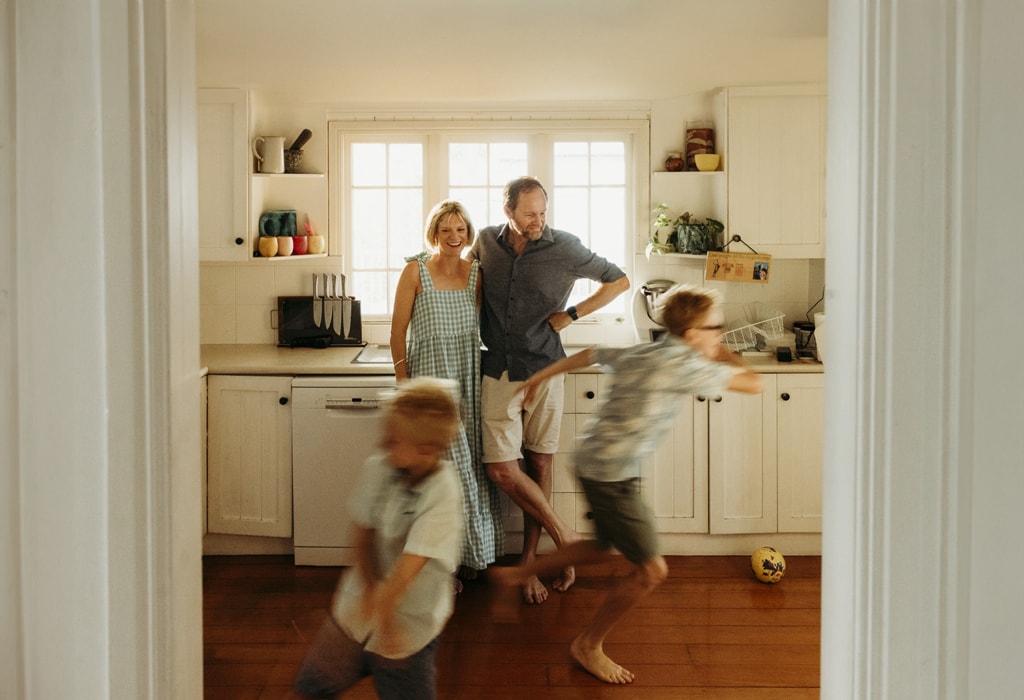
{"left": 492, "top": 284, "right": 763, "bottom": 685}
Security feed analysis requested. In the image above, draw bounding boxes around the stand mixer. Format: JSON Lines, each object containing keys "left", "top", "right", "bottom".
{"left": 632, "top": 279, "right": 675, "bottom": 342}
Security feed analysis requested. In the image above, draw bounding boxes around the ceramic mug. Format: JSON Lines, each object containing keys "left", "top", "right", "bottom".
{"left": 292, "top": 236, "right": 308, "bottom": 255}
{"left": 307, "top": 235, "right": 325, "bottom": 255}
{"left": 257, "top": 236, "right": 278, "bottom": 257}
{"left": 276, "top": 236, "right": 294, "bottom": 256}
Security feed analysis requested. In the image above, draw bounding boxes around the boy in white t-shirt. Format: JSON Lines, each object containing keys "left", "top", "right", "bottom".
{"left": 493, "top": 284, "right": 763, "bottom": 685}
{"left": 294, "top": 377, "right": 464, "bottom": 700}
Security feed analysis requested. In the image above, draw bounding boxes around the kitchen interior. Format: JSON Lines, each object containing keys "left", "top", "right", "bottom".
{"left": 198, "top": 0, "right": 828, "bottom": 566}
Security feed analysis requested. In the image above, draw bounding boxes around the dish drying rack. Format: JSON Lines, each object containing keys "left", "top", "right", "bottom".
{"left": 722, "top": 302, "right": 786, "bottom": 352}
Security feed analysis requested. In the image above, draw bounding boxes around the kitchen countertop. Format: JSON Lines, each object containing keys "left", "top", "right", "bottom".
{"left": 201, "top": 344, "right": 824, "bottom": 376}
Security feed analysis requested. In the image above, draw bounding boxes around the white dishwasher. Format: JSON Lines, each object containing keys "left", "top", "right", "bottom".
{"left": 291, "top": 375, "right": 396, "bottom": 565}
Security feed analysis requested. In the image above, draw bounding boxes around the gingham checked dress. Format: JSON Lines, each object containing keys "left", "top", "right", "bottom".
{"left": 405, "top": 253, "right": 504, "bottom": 570}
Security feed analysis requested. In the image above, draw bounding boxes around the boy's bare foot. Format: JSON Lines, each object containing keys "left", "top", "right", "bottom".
{"left": 522, "top": 574, "right": 548, "bottom": 604}
{"left": 551, "top": 566, "right": 576, "bottom": 593}
{"left": 570, "top": 635, "right": 635, "bottom": 684}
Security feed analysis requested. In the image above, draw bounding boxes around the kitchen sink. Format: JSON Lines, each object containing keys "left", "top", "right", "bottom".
{"left": 351, "top": 343, "right": 392, "bottom": 364}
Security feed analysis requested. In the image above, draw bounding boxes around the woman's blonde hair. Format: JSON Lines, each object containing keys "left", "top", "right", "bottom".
{"left": 386, "top": 377, "right": 460, "bottom": 450}
{"left": 424, "top": 200, "right": 475, "bottom": 250}
{"left": 657, "top": 283, "right": 722, "bottom": 337}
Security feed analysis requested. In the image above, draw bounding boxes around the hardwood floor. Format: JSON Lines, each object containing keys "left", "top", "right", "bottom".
{"left": 203, "top": 554, "right": 820, "bottom": 699}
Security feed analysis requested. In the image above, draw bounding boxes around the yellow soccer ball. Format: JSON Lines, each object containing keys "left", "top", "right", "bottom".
{"left": 751, "top": 546, "right": 786, "bottom": 583}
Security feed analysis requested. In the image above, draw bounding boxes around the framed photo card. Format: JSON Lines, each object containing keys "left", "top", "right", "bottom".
{"left": 705, "top": 251, "right": 773, "bottom": 284}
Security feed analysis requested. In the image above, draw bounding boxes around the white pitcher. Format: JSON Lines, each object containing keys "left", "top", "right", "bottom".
{"left": 251, "top": 136, "right": 285, "bottom": 174}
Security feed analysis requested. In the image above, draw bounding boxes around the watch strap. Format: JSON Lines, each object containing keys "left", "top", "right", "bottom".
{"left": 566, "top": 306, "right": 579, "bottom": 321}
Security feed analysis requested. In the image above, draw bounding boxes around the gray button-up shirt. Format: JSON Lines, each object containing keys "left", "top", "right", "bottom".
{"left": 469, "top": 223, "right": 626, "bottom": 381}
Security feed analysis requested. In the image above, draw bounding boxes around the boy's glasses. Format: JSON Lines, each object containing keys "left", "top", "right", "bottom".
{"left": 696, "top": 324, "right": 725, "bottom": 331}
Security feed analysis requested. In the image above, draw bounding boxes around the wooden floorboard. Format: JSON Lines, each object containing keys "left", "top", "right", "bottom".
{"left": 203, "top": 554, "right": 820, "bottom": 699}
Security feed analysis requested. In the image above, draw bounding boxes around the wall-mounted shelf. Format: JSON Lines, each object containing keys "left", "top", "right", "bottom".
{"left": 252, "top": 253, "right": 328, "bottom": 261}
{"left": 252, "top": 172, "right": 325, "bottom": 179}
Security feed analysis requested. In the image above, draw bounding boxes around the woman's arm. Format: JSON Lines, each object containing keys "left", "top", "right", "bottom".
{"left": 389, "top": 262, "right": 421, "bottom": 380}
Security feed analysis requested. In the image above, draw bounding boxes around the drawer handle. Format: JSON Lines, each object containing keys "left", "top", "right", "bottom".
{"left": 279, "top": 396, "right": 289, "bottom": 405}
{"left": 585, "top": 391, "right": 595, "bottom": 399}
{"left": 234, "top": 237, "right": 244, "bottom": 246}
{"left": 781, "top": 392, "right": 791, "bottom": 401}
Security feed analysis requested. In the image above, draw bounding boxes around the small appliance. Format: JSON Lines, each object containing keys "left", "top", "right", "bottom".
{"left": 632, "top": 278, "right": 675, "bottom": 341}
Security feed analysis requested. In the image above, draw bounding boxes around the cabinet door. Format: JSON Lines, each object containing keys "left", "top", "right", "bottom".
{"left": 198, "top": 88, "right": 249, "bottom": 261}
{"left": 727, "top": 87, "right": 826, "bottom": 258}
{"left": 776, "top": 374, "right": 824, "bottom": 532}
{"left": 641, "top": 395, "right": 709, "bottom": 533}
{"left": 708, "top": 376, "right": 778, "bottom": 534}
{"left": 207, "top": 375, "right": 292, "bottom": 537}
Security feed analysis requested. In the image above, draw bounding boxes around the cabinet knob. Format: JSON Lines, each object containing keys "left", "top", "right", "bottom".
{"left": 713, "top": 396, "right": 723, "bottom": 403}
{"left": 697, "top": 395, "right": 706, "bottom": 402}
{"left": 585, "top": 391, "right": 595, "bottom": 400}
{"left": 585, "top": 511, "right": 594, "bottom": 520}
{"left": 279, "top": 396, "right": 289, "bottom": 405}
{"left": 781, "top": 393, "right": 791, "bottom": 401}
{"left": 234, "top": 237, "right": 244, "bottom": 245}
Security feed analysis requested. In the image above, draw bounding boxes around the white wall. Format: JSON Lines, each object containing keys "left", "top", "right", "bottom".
{"left": 822, "top": 1, "right": 1024, "bottom": 697}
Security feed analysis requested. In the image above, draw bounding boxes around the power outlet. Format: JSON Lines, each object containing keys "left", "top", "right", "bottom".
{"left": 776, "top": 346, "right": 793, "bottom": 363}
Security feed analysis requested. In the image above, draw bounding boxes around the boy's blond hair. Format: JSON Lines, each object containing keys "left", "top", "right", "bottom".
{"left": 386, "top": 377, "right": 460, "bottom": 450}
{"left": 656, "top": 283, "right": 722, "bottom": 337}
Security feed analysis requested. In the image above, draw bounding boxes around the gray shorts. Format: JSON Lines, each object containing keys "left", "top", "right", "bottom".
{"left": 579, "top": 476, "right": 659, "bottom": 564}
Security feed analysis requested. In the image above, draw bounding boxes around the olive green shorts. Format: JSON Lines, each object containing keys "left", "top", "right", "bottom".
{"left": 578, "top": 477, "right": 659, "bottom": 564}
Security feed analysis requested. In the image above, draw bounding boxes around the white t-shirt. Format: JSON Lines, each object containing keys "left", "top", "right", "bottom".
{"left": 331, "top": 453, "right": 463, "bottom": 658}
{"left": 577, "top": 337, "right": 735, "bottom": 482}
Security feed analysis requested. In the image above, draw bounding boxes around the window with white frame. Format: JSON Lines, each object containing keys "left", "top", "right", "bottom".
{"left": 328, "top": 119, "right": 649, "bottom": 318}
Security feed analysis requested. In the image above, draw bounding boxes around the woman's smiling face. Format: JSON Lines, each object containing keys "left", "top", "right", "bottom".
{"left": 435, "top": 213, "right": 468, "bottom": 255}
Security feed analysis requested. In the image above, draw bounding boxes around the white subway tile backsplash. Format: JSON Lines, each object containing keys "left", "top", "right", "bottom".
{"left": 200, "top": 264, "right": 236, "bottom": 306}
{"left": 201, "top": 304, "right": 237, "bottom": 344}
{"left": 236, "top": 303, "right": 276, "bottom": 344}
{"left": 235, "top": 266, "right": 277, "bottom": 306}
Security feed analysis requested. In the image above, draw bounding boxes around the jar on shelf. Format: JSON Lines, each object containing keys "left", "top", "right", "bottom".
{"left": 664, "top": 152, "right": 686, "bottom": 172}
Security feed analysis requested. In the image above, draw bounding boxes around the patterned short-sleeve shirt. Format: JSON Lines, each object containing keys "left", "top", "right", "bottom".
{"left": 576, "top": 337, "right": 736, "bottom": 483}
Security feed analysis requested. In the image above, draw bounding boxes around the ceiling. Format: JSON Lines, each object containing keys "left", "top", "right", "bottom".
{"left": 196, "top": 0, "right": 829, "bottom": 105}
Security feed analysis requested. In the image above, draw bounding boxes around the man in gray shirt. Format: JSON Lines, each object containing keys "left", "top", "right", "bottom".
{"left": 469, "top": 176, "right": 629, "bottom": 603}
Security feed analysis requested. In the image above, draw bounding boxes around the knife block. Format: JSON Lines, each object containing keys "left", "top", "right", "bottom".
{"left": 276, "top": 296, "right": 363, "bottom": 347}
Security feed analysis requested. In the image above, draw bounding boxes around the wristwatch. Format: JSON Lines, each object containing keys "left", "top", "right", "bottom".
{"left": 566, "top": 306, "right": 579, "bottom": 321}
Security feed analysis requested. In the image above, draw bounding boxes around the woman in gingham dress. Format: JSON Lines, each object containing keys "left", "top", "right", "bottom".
{"left": 390, "top": 200, "right": 504, "bottom": 581}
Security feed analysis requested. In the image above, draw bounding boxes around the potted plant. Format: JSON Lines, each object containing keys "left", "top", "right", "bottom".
{"left": 648, "top": 204, "right": 725, "bottom": 257}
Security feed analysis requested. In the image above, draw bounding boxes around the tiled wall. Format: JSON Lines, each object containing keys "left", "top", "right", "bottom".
{"left": 200, "top": 257, "right": 825, "bottom": 347}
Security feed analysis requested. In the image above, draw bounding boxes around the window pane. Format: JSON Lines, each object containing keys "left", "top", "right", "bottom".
{"left": 591, "top": 186, "right": 625, "bottom": 263}
{"left": 389, "top": 188, "right": 424, "bottom": 263}
{"left": 554, "top": 142, "right": 589, "bottom": 185}
{"left": 591, "top": 142, "right": 625, "bottom": 185}
{"left": 352, "top": 270, "right": 389, "bottom": 316}
{"left": 490, "top": 143, "right": 528, "bottom": 184}
{"left": 552, "top": 186, "right": 589, "bottom": 243}
{"left": 351, "top": 189, "right": 387, "bottom": 267}
{"left": 388, "top": 144, "right": 423, "bottom": 186}
{"left": 351, "top": 143, "right": 386, "bottom": 186}
{"left": 449, "top": 143, "right": 487, "bottom": 185}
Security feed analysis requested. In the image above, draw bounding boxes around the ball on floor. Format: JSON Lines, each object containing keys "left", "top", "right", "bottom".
{"left": 751, "top": 546, "right": 786, "bottom": 583}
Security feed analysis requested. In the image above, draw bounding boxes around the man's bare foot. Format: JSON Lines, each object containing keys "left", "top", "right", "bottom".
{"left": 551, "top": 566, "right": 576, "bottom": 593}
{"left": 521, "top": 575, "right": 548, "bottom": 604}
{"left": 570, "top": 635, "right": 634, "bottom": 684}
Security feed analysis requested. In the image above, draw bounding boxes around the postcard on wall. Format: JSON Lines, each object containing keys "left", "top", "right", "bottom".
{"left": 704, "top": 251, "right": 773, "bottom": 284}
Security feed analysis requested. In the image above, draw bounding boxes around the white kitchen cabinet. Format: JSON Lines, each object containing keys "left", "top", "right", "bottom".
{"left": 198, "top": 88, "right": 250, "bottom": 261}
{"left": 726, "top": 86, "right": 827, "bottom": 258}
{"left": 708, "top": 377, "right": 778, "bottom": 534}
{"left": 201, "top": 374, "right": 208, "bottom": 535}
{"left": 641, "top": 394, "right": 708, "bottom": 533}
{"left": 775, "top": 374, "right": 824, "bottom": 532}
{"left": 207, "top": 375, "right": 293, "bottom": 538}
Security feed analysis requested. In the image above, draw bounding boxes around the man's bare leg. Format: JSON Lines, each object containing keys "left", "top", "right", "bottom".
{"left": 523, "top": 450, "right": 576, "bottom": 594}
{"left": 487, "top": 452, "right": 580, "bottom": 603}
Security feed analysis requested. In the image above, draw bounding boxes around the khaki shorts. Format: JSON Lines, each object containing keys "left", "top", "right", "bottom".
{"left": 481, "top": 372, "right": 564, "bottom": 463}
{"left": 579, "top": 477, "right": 659, "bottom": 564}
